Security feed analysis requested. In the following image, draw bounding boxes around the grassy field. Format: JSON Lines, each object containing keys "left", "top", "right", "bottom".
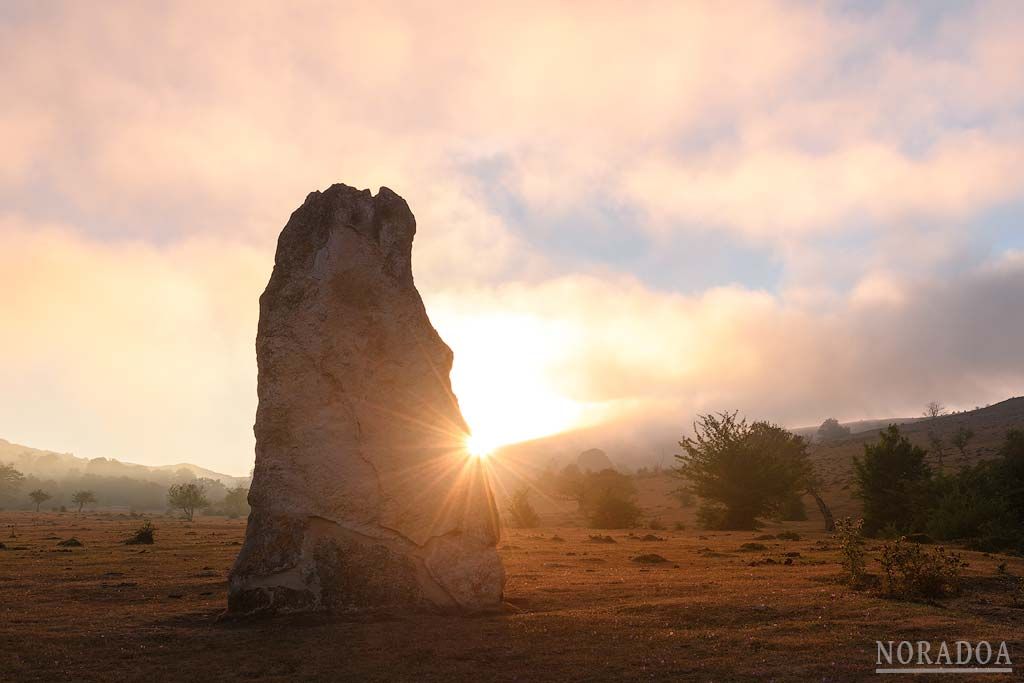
{"left": 1, "top": 511, "right": 1022, "bottom": 682}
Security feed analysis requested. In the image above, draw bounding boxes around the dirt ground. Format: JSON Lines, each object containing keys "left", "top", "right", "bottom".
{"left": 1, "top": 512, "right": 1022, "bottom": 682}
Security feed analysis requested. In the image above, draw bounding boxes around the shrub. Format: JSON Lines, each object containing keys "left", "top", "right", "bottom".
{"left": 777, "top": 531, "right": 801, "bottom": 541}
{"left": 505, "top": 487, "right": 540, "bottom": 528}
{"left": 125, "top": 520, "right": 156, "bottom": 545}
{"left": 673, "top": 521, "right": 685, "bottom": 531}
{"left": 647, "top": 518, "right": 665, "bottom": 531}
{"left": 588, "top": 491, "right": 641, "bottom": 529}
{"left": 835, "top": 517, "right": 867, "bottom": 587}
{"left": 877, "top": 537, "right": 967, "bottom": 600}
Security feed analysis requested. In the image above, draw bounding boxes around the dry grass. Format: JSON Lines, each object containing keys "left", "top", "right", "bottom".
{"left": 1, "top": 512, "right": 1022, "bottom": 682}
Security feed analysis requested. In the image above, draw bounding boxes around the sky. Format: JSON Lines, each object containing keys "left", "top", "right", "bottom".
{"left": 1, "top": 1, "right": 1023, "bottom": 475}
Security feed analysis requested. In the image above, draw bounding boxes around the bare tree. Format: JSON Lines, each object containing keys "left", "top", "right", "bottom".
{"left": 923, "top": 401, "right": 948, "bottom": 468}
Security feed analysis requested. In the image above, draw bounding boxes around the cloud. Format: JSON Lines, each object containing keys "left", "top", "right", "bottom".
{"left": 431, "top": 255, "right": 1024, "bottom": 439}
{"left": 620, "top": 128, "right": 1024, "bottom": 239}
{"left": 0, "top": 2, "right": 1022, "bottom": 470}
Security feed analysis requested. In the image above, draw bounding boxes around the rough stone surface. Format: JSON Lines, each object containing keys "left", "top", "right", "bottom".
{"left": 228, "top": 184, "right": 504, "bottom": 615}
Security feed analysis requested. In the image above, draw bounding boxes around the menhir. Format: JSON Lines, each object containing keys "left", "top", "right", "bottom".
{"left": 228, "top": 184, "right": 504, "bottom": 615}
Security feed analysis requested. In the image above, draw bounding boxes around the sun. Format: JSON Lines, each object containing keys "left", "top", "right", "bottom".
{"left": 465, "top": 433, "right": 495, "bottom": 458}
{"left": 435, "top": 310, "right": 590, "bottom": 453}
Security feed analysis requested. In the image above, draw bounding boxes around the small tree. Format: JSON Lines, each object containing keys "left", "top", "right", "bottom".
{"left": 950, "top": 425, "right": 975, "bottom": 462}
{"left": 167, "top": 482, "right": 208, "bottom": 521}
{"left": 29, "top": 489, "right": 51, "bottom": 512}
{"left": 816, "top": 418, "right": 851, "bottom": 443}
{"left": 222, "top": 486, "right": 250, "bottom": 519}
{"left": 0, "top": 463, "right": 24, "bottom": 496}
{"left": 71, "top": 490, "right": 96, "bottom": 513}
{"left": 505, "top": 487, "right": 540, "bottom": 528}
{"left": 675, "top": 412, "right": 811, "bottom": 530}
{"left": 853, "top": 426, "right": 930, "bottom": 536}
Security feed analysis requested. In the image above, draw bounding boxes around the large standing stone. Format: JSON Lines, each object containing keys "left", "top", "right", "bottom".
{"left": 228, "top": 184, "right": 504, "bottom": 615}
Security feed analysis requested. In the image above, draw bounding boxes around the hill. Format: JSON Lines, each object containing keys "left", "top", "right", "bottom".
{"left": 0, "top": 438, "right": 248, "bottom": 488}
{"left": 791, "top": 416, "right": 923, "bottom": 441}
{"left": 804, "top": 396, "right": 1024, "bottom": 517}
{"left": 491, "top": 396, "right": 1024, "bottom": 527}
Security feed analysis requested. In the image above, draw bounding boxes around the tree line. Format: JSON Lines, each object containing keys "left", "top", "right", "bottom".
{"left": 0, "top": 464, "right": 250, "bottom": 520}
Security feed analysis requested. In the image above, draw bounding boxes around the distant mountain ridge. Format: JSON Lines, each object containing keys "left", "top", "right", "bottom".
{"left": 791, "top": 416, "right": 923, "bottom": 441}
{"left": 0, "top": 438, "right": 248, "bottom": 487}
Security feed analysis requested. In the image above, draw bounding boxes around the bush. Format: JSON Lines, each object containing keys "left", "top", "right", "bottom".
{"left": 835, "top": 517, "right": 867, "bottom": 587}
{"left": 777, "top": 531, "right": 801, "bottom": 541}
{"left": 125, "top": 520, "right": 156, "bottom": 545}
{"left": 588, "top": 491, "right": 641, "bottom": 529}
{"left": 647, "top": 518, "right": 665, "bottom": 531}
{"left": 673, "top": 521, "right": 686, "bottom": 531}
{"left": 877, "top": 537, "right": 967, "bottom": 600}
{"left": 505, "top": 487, "right": 540, "bottom": 528}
